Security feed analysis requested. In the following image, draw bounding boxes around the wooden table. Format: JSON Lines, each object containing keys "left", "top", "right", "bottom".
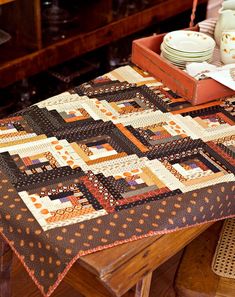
{"left": 64, "top": 222, "right": 213, "bottom": 297}
{"left": 1, "top": 222, "right": 213, "bottom": 297}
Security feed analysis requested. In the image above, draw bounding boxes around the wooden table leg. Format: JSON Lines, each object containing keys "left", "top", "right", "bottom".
{"left": 135, "top": 272, "right": 152, "bottom": 297}
{"left": 0, "top": 237, "right": 13, "bottom": 297}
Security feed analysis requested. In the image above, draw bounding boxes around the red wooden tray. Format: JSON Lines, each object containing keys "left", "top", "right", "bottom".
{"left": 131, "top": 28, "right": 235, "bottom": 105}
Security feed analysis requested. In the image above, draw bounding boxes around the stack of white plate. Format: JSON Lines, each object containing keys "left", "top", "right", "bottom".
{"left": 160, "top": 30, "right": 216, "bottom": 69}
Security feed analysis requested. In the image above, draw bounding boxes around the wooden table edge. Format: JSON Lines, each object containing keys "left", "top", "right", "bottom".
{"left": 66, "top": 222, "right": 214, "bottom": 297}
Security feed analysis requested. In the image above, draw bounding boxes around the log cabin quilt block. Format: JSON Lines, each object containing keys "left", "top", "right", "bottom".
{"left": 0, "top": 65, "right": 234, "bottom": 297}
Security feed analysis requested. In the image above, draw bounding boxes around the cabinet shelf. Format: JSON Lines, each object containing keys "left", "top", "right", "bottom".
{"left": 0, "top": 0, "right": 15, "bottom": 5}
{"left": 0, "top": 0, "right": 208, "bottom": 88}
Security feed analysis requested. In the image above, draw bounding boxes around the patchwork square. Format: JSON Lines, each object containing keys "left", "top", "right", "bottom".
{"left": 153, "top": 140, "right": 235, "bottom": 193}
{"left": 86, "top": 85, "right": 167, "bottom": 123}
{"left": 59, "top": 108, "right": 90, "bottom": 122}
{"left": 177, "top": 106, "right": 235, "bottom": 141}
{"left": 130, "top": 120, "right": 187, "bottom": 147}
{"left": 0, "top": 137, "right": 89, "bottom": 191}
{"left": 88, "top": 155, "right": 178, "bottom": 211}
{"left": 72, "top": 135, "right": 129, "bottom": 165}
{"left": 18, "top": 178, "right": 107, "bottom": 231}
{"left": 207, "top": 135, "right": 235, "bottom": 172}
{"left": 114, "top": 112, "right": 189, "bottom": 152}
{"left": 0, "top": 115, "right": 42, "bottom": 146}
{"left": 45, "top": 100, "right": 99, "bottom": 125}
{"left": 149, "top": 85, "right": 192, "bottom": 112}
{"left": 13, "top": 152, "right": 59, "bottom": 175}
{"left": 56, "top": 122, "right": 146, "bottom": 166}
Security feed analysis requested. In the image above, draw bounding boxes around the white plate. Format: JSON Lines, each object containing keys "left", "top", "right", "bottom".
{"left": 162, "top": 42, "right": 213, "bottom": 57}
{"left": 161, "top": 44, "right": 212, "bottom": 61}
{"left": 163, "top": 30, "right": 215, "bottom": 53}
{"left": 161, "top": 51, "right": 212, "bottom": 63}
{"left": 160, "top": 53, "right": 185, "bottom": 68}
{"left": 160, "top": 53, "right": 212, "bottom": 68}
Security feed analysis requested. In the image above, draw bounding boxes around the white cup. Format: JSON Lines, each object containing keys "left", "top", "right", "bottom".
{"left": 220, "top": 30, "right": 235, "bottom": 64}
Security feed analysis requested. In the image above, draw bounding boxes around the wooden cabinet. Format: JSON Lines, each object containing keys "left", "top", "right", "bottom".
{"left": 0, "top": 0, "right": 208, "bottom": 88}
{"left": 0, "top": 0, "right": 41, "bottom": 52}
{"left": 0, "top": 0, "right": 15, "bottom": 5}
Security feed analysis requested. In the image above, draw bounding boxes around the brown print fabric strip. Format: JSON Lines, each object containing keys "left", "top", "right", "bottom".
{"left": 0, "top": 65, "right": 235, "bottom": 296}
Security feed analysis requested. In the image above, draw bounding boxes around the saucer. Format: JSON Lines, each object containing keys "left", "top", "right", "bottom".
{"left": 163, "top": 30, "right": 215, "bottom": 53}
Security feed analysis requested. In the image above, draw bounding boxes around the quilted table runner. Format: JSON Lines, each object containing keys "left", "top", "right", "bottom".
{"left": 0, "top": 65, "right": 234, "bottom": 296}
